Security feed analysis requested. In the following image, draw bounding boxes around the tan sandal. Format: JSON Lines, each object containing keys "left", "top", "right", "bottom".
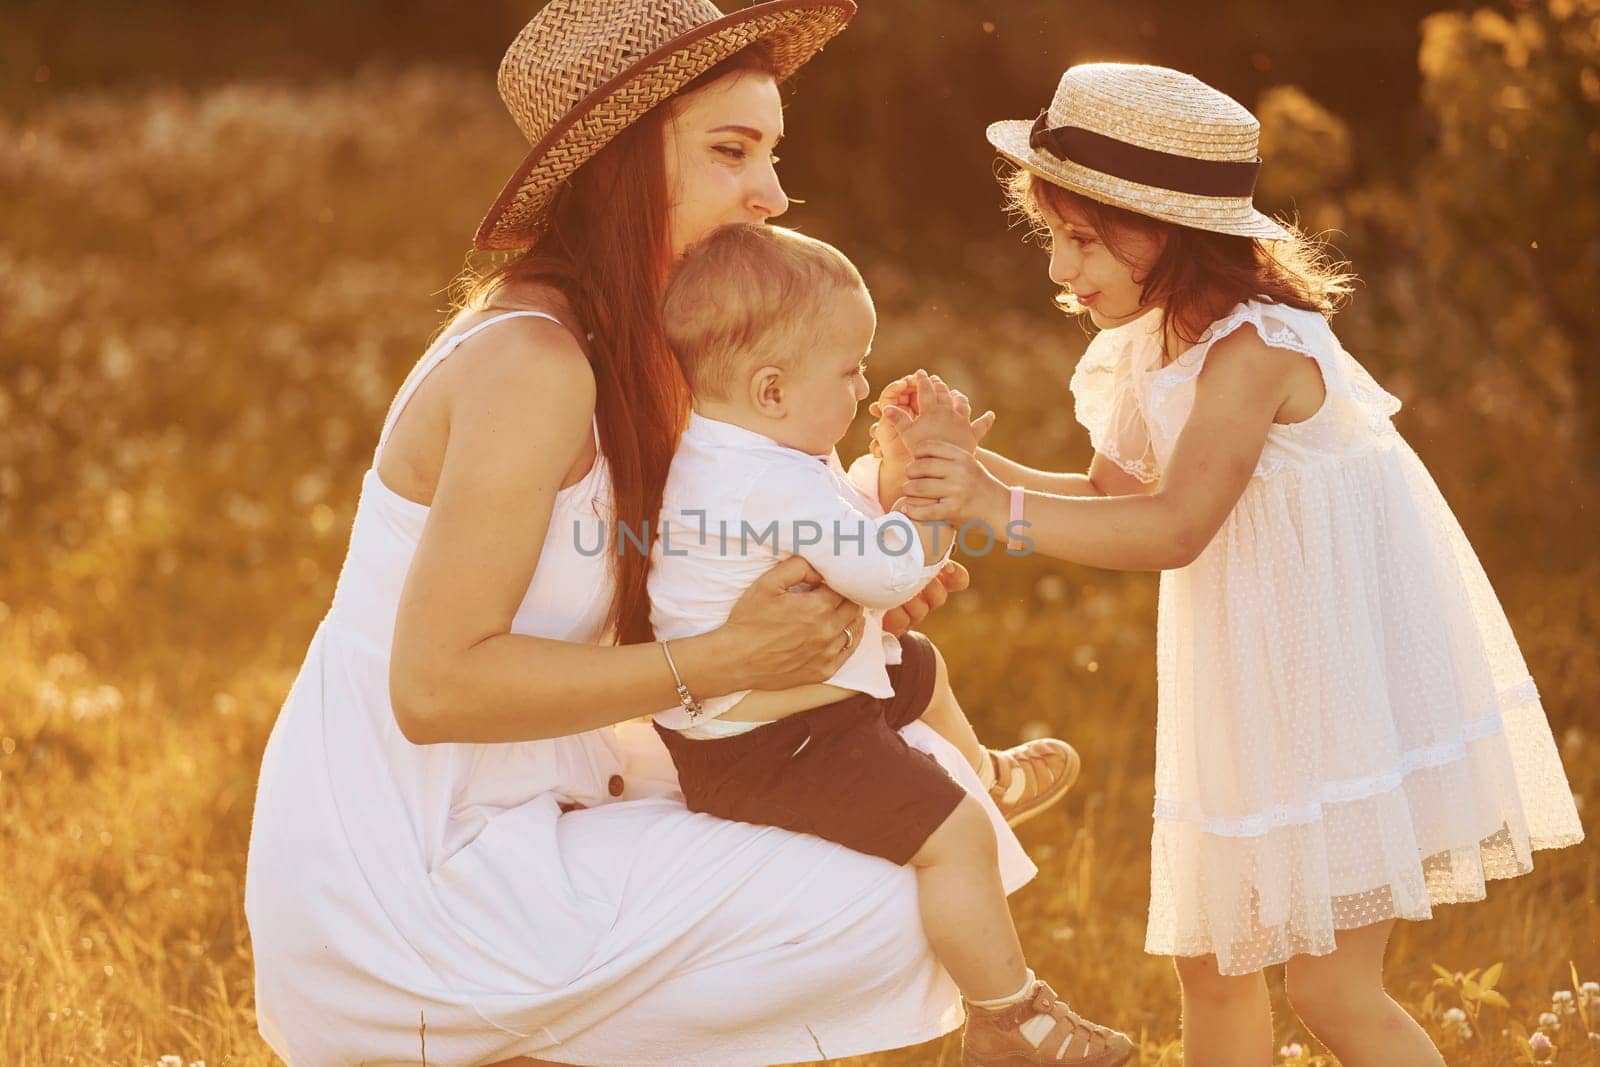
{"left": 987, "top": 739, "right": 1081, "bottom": 827}
{"left": 963, "top": 980, "right": 1133, "bottom": 1066}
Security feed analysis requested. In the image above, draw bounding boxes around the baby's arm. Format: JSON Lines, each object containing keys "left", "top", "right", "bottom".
{"left": 744, "top": 462, "right": 951, "bottom": 612}
{"left": 898, "top": 326, "right": 1294, "bottom": 571}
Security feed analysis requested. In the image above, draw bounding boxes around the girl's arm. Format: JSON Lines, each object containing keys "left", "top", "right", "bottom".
{"left": 974, "top": 448, "right": 1157, "bottom": 499}
{"left": 896, "top": 326, "right": 1297, "bottom": 571}
{"left": 870, "top": 372, "right": 1153, "bottom": 500}
{"left": 389, "top": 320, "right": 863, "bottom": 746}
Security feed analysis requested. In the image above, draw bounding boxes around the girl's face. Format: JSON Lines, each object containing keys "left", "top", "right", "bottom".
{"left": 1039, "top": 195, "right": 1165, "bottom": 329}
{"left": 663, "top": 71, "right": 789, "bottom": 259}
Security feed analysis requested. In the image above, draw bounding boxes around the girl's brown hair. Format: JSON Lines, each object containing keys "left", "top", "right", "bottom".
{"left": 1005, "top": 168, "right": 1356, "bottom": 356}
{"left": 455, "top": 45, "right": 776, "bottom": 646}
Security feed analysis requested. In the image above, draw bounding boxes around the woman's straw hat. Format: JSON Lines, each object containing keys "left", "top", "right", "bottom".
{"left": 475, "top": 0, "right": 855, "bottom": 251}
{"left": 987, "top": 63, "right": 1291, "bottom": 241}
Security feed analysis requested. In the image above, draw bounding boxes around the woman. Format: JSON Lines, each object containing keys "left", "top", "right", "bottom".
{"left": 245, "top": 2, "right": 1042, "bottom": 1063}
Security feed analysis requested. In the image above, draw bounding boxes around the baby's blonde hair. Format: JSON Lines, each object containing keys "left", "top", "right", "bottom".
{"left": 662, "top": 223, "right": 866, "bottom": 401}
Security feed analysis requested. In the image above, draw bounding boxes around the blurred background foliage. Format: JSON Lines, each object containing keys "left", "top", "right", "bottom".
{"left": 1, "top": 1, "right": 1596, "bottom": 1063}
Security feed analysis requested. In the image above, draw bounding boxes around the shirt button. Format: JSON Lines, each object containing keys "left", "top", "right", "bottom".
{"left": 608, "top": 774, "right": 625, "bottom": 797}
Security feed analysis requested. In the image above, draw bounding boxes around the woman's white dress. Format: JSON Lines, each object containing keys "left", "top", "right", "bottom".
{"left": 244, "top": 311, "right": 1035, "bottom": 1066}
{"left": 1070, "top": 299, "right": 1583, "bottom": 976}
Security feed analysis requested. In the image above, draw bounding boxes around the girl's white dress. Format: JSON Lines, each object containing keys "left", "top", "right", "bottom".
{"left": 244, "top": 311, "right": 1035, "bottom": 1065}
{"left": 1071, "top": 299, "right": 1583, "bottom": 976}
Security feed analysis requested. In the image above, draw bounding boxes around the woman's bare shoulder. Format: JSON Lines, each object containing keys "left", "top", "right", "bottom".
{"left": 441, "top": 301, "right": 595, "bottom": 419}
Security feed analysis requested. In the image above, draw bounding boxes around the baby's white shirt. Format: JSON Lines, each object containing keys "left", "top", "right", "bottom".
{"left": 650, "top": 412, "right": 947, "bottom": 732}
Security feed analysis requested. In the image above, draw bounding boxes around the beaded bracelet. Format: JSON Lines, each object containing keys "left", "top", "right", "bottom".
{"left": 659, "top": 640, "right": 703, "bottom": 722}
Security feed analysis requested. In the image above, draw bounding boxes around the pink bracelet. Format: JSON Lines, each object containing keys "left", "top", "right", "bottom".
{"left": 1007, "top": 486, "right": 1026, "bottom": 551}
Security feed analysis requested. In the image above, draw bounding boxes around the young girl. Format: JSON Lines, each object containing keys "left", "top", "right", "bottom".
{"left": 883, "top": 63, "right": 1586, "bottom": 1067}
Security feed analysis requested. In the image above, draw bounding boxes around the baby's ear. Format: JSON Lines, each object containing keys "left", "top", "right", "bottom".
{"left": 748, "top": 365, "right": 786, "bottom": 415}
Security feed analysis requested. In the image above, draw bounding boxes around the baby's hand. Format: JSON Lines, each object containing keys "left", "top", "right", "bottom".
{"left": 868, "top": 375, "right": 920, "bottom": 422}
{"left": 879, "top": 371, "right": 995, "bottom": 456}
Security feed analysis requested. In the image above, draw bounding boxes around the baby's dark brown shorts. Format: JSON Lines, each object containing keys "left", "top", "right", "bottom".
{"left": 655, "top": 631, "right": 966, "bottom": 865}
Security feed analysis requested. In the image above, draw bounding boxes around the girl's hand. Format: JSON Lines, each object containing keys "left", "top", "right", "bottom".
{"left": 896, "top": 440, "right": 1012, "bottom": 530}
{"left": 720, "top": 555, "right": 867, "bottom": 691}
{"left": 881, "top": 559, "right": 969, "bottom": 637}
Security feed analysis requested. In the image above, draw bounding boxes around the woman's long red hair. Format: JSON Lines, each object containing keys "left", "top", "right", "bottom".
{"left": 459, "top": 48, "right": 774, "bottom": 646}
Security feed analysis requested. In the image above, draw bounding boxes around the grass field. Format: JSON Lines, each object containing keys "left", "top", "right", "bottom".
{"left": 2, "top": 71, "right": 1595, "bottom": 1066}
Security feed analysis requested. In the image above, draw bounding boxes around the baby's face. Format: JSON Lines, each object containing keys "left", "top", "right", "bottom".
{"left": 771, "top": 285, "right": 876, "bottom": 455}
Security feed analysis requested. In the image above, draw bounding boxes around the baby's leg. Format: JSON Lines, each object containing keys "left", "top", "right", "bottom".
{"left": 909, "top": 792, "right": 1028, "bottom": 998}
{"left": 916, "top": 641, "right": 988, "bottom": 774}
{"left": 1284, "top": 920, "right": 1446, "bottom": 1067}
{"left": 914, "top": 637, "right": 1081, "bottom": 827}
{"left": 913, "top": 794, "right": 1133, "bottom": 1064}
{"left": 1172, "top": 954, "right": 1273, "bottom": 1067}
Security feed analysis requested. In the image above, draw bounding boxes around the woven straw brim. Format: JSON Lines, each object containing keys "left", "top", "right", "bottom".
{"left": 475, "top": 0, "right": 853, "bottom": 251}
{"left": 986, "top": 118, "right": 1292, "bottom": 241}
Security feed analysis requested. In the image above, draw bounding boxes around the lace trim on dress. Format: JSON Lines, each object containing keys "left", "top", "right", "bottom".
{"left": 1153, "top": 677, "right": 1539, "bottom": 838}
{"left": 1068, "top": 317, "right": 1163, "bottom": 484}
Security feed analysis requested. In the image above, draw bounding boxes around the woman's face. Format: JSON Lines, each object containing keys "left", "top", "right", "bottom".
{"left": 1040, "top": 196, "right": 1165, "bottom": 329}
{"left": 663, "top": 71, "right": 789, "bottom": 259}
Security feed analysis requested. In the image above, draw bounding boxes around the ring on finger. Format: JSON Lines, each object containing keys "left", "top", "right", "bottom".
{"left": 842, "top": 628, "right": 854, "bottom": 651}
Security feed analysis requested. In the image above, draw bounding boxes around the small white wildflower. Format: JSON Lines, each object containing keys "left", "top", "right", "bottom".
{"left": 158, "top": 1057, "right": 183, "bottom": 1067}
{"left": 1442, "top": 1007, "right": 1467, "bottom": 1025}
{"left": 1539, "top": 1010, "right": 1561, "bottom": 1031}
{"left": 1278, "top": 1042, "right": 1304, "bottom": 1059}
{"left": 1529, "top": 1031, "right": 1554, "bottom": 1058}
{"left": 1555, "top": 989, "right": 1578, "bottom": 1014}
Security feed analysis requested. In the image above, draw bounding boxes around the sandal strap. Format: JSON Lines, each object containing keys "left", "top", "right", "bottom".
{"left": 984, "top": 982, "right": 1121, "bottom": 1058}
{"left": 986, "top": 982, "right": 1055, "bottom": 1029}
{"left": 990, "top": 742, "right": 1065, "bottom": 800}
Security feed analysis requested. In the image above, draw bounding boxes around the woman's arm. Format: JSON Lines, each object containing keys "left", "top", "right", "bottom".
{"left": 389, "top": 320, "right": 863, "bottom": 745}
{"left": 897, "top": 327, "right": 1294, "bottom": 571}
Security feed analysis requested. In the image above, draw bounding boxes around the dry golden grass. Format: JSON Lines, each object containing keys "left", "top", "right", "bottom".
{"left": 1, "top": 70, "right": 1594, "bottom": 1066}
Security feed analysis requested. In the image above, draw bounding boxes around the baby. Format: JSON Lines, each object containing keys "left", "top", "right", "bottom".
{"left": 647, "top": 223, "right": 1132, "bottom": 1066}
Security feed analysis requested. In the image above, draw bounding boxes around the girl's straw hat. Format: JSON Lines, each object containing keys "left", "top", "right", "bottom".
{"left": 475, "top": 0, "right": 855, "bottom": 251}
{"left": 987, "top": 63, "right": 1291, "bottom": 241}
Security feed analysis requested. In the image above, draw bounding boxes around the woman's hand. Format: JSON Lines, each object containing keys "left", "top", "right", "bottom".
{"left": 881, "top": 559, "right": 969, "bottom": 637}
{"left": 719, "top": 555, "right": 867, "bottom": 691}
{"left": 896, "top": 439, "right": 1012, "bottom": 530}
